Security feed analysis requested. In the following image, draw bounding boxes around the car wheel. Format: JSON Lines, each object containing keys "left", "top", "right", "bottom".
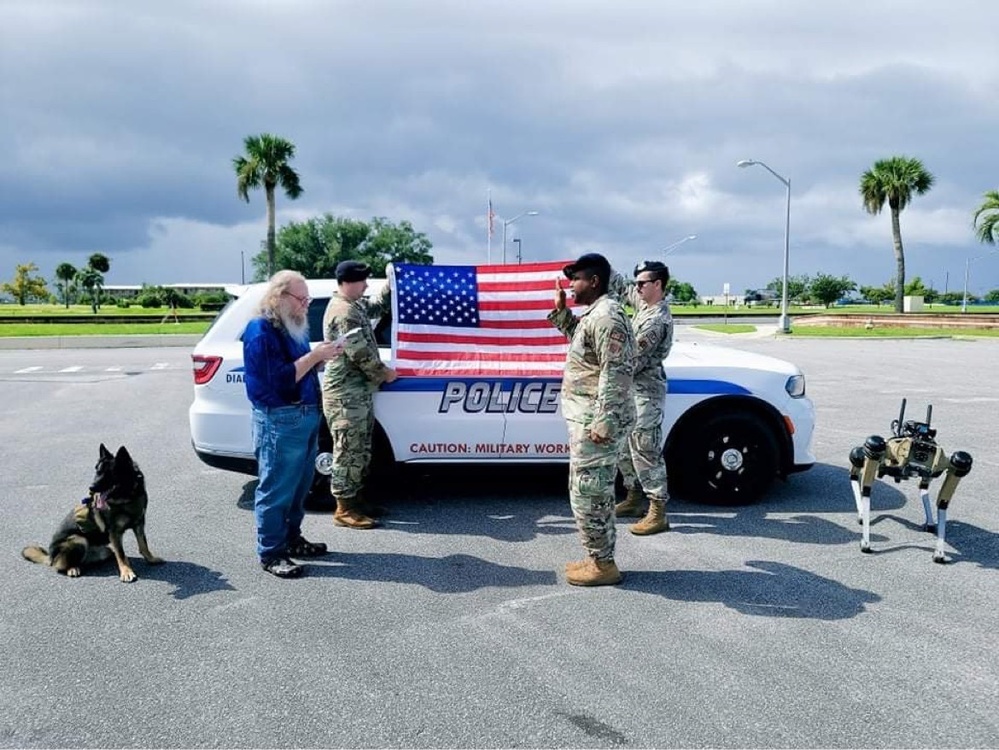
{"left": 676, "top": 411, "right": 778, "bottom": 505}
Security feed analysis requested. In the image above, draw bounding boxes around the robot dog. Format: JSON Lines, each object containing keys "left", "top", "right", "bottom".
{"left": 848, "top": 399, "right": 972, "bottom": 563}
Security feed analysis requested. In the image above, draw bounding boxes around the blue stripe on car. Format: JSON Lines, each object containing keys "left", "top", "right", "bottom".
{"left": 380, "top": 377, "right": 749, "bottom": 395}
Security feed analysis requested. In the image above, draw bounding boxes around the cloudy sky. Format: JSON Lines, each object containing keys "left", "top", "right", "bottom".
{"left": 4, "top": 0, "right": 999, "bottom": 298}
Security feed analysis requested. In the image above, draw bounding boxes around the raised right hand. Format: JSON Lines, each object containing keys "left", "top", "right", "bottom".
{"left": 554, "top": 278, "right": 567, "bottom": 312}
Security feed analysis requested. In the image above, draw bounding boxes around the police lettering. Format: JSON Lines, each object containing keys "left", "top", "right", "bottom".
{"left": 226, "top": 372, "right": 244, "bottom": 384}
{"left": 438, "top": 380, "right": 561, "bottom": 414}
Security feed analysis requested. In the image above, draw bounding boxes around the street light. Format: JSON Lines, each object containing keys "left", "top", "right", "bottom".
{"left": 512, "top": 238, "right": 523, "bottom": 264}
{"left": 661, "top": 234, "right": 697, "bottom": 258}
{"left": 738, "top": 159, "right": 792, "bottom": 334}
{"left": 502, "top": 210, "right": 539, "bottom": 264}
{"left": 962, "top": 249, "right": 999, "bottom": 312}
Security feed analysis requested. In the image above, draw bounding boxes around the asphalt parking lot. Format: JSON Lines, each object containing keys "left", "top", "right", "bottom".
{"left": 1, "top": 332, "right": 997, "bottom": 748}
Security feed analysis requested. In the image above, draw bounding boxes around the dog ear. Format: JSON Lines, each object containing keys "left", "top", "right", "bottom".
{"left": 115, "top": 446, "right": 131, "bottom": 463}
{"left": 100, "top": 443, "right": 112, "bottom": 459}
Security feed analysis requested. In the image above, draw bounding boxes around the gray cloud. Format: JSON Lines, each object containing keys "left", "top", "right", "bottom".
{"left": 2, "top": 0, "right": 998, "bottom": 296}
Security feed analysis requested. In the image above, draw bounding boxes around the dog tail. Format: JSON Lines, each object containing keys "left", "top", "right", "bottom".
{"left": 21, "top": 545, "right": 51, "bottom": 566}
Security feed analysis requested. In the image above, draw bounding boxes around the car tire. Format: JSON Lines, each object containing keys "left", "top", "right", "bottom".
{"left": 674, "top": 411, "right": 779, "bottom": 505}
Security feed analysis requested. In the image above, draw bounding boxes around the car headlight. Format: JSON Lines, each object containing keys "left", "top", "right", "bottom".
{"left": 785, "top": 374, "right": 806, "bottom": 398}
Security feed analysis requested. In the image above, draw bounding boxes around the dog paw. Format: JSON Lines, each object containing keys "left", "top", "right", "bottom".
{"left": 67, "top": 567, "right": 81, "bottom": 577}
{"left": 119, "top": 568, "right": 138, "bottom": 582}
{"left": 146, "top": 556, "right": 165, "bottom": 565}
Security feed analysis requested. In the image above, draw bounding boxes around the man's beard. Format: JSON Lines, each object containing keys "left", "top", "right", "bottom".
{"left": 280, "top": 309, "right": 310, "bottom": 345}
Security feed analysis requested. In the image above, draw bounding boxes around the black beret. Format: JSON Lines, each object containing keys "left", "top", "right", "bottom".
{"left": 562, "top": 252, "right": 611, "bottom": 281}
{"left": 336, "top": 260, "right": 371, "bottom": 283}
{"left": 634, "top": 260, "right": 670, "bottom": 282}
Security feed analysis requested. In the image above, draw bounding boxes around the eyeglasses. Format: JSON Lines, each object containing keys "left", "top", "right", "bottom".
{"left": 283, "top": 291, "right": 311, "bottom": 305}
{"left": 635, "top": 279, "right": 656, "bottom": 289}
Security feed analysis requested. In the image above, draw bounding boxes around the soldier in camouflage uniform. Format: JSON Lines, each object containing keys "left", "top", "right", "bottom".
{"left": 321, "top": 260, "right": 398, "bottom": 530}
{"left": 609, "top": 261, "right": 674, "bottom": 535}
{"left": 549, "top": 253, "right": 636, "bottom": 586}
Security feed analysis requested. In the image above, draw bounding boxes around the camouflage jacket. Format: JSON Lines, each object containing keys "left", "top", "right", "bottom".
{"left": 321, "top": 287, "right": 392, "bottom": 394}
{"left": 548, "top": 295, "right": 636, "bottom": 437}
{"left": 609, "top": 271, "right": 673, "bottom": 394}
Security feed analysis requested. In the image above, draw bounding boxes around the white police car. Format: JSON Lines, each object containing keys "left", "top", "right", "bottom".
{"left": 189, "top": 278, "right": 816, "bottom": 503}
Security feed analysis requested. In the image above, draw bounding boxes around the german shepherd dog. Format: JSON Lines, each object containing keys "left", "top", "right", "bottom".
{"left": 22, "top": 444, "right": 163, "bottom": 582}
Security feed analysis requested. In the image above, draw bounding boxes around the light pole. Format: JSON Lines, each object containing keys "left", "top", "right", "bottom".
{"left": 962, "top": 249, "right": 999, "bottom": 312}
{"left": 512, "top": 238, "right": 522, "bottom": 264}
{"left": 502, "top": 210, "right": 539, "bottom": 264}
{"left": 661, "top": 234, "right": 697, "bottom": 259}
{"left": 738, "top": 159, "right": 791, "bottom": 333}
{"left": 240, "top": 251, "right": 245, "bottom": 284}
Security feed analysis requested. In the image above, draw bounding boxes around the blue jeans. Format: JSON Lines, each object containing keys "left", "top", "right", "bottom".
{"left": 252, "top": 404, "right": 320, "bottom": 563}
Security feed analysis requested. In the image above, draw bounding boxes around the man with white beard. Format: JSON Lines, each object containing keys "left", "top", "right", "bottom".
{"left": 243, "top": 270, "right": 342, "bottom": 578}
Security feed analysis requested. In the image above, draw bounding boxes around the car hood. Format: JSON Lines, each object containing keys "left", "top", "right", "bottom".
{"left": 664, "top": 341, "right": 800, "bottom": 377}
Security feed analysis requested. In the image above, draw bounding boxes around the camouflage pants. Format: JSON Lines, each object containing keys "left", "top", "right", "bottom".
{"left": 568, "top": 421, "right": 625, "bottom": 562}
{"left": 617, "top": 386, "right": 669, "bottom": 502}
{"left": 322, "top": 390, "right": 374, "bottom": 499}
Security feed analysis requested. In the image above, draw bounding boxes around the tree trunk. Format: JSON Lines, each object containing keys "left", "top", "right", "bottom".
{"left": 266, "top": 185, "right": 276, "bottom": 278}
{"left": 891, "top": 207, "right": 905, "bottom": 313}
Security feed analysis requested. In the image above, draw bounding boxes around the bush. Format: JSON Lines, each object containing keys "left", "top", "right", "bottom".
{"left": 116, "top": 298, "right": 131, "bottom": 309}
{"left": 196, "top": 290, "right": 232, "bottom": 312}
{"left": 137, "top": 293, "right": 163, "bottom": 308}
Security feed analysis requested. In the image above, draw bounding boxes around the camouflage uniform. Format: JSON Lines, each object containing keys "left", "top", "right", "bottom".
{"left": 321, "top": 286, "right": 393, "bottom": 500}
{"left": 610, "top": 273, "right": 674, "bottom": 503}
{"left": 549, "top": 295, "right": 635, "bottom": 561}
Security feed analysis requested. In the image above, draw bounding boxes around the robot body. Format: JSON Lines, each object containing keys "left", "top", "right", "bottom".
{"left": 848, "top": 399, "right": 972, "bottom": 563}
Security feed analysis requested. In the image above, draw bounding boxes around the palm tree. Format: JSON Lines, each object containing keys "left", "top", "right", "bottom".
{"left": 55, "top": 262, "right": 77, "bottom": 308}
{"left": 233, "top": 134, "right": 303, "bottom": 277}
{"left": 76, "top": 267, "right": 103, "bottom": 314}
{"left": 973, "top": 189, "right": 999, "bottom": 245}
{"left": 860, "top": 156, "right": 935, "bottom": 313}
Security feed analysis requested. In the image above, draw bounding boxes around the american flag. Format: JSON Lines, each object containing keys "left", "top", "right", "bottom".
{"left": 390, "top": 261, "right": 576, "bottom": 377}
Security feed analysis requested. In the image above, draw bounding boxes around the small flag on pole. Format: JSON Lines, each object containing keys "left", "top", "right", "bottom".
{"left": 488, "top": 197, "right": 496, "bottom": 237}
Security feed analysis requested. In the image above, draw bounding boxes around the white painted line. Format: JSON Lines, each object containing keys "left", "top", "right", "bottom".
{"left": 106, "top": 367, "right": 122, "bottom": 372}
{"left": 150, "top": 362, "right": 169, "bottom": 370}
{"left": 14, "top": 366, "right": 43, "bottom": 373}
{"left": 59, "top": 366, "right": 84, "bottom": 372}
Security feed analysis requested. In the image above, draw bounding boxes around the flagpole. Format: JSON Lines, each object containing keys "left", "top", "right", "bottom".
{"left": 487, "top": 189, "right": 493, "bottom": 264}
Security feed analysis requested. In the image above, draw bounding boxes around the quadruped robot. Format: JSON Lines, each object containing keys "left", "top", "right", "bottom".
{"left": 848, "top": 399, "right": 973, "bottom": 563}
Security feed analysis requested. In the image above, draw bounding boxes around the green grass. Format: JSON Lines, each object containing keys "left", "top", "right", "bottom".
{"left": 694, "top": 323, "right": 758, "bottom": 334}
{"left": 0, "top": 322, "right": 211, "bottom": 337}
{"left": 0, "top": 303, "right": 216, "bottom": 317}
{"left": 787, "top": 326, "right": 999, "bottom": 338}
{"left": 668, "top": 304, "right": 999, "bottom": 316}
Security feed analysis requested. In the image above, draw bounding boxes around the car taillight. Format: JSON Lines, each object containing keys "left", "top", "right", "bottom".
{"left": 192, "top": 355, "right": 222, "bottom": 385}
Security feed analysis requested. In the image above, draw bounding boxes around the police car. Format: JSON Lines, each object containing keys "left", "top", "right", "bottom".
{"left": 189, "top": 278, "right": 816, "bottom": 504}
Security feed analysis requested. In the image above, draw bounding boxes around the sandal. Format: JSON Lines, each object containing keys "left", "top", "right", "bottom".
{"left": 261, "top": 557, "right": 304, "bottom": 578}
{"left": 286, "top": 536, "right": 328, "bottom": 558}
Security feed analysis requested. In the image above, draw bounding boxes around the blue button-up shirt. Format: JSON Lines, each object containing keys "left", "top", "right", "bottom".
{"left": 242, "top": 317, "right": 320, "bottom": 408}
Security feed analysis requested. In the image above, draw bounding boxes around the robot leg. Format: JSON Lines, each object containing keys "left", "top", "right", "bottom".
{"left": 855, "top": 436, "right": 886, "bottom": 554}
{"left": 930, "top": 451, "right": 973, "bottom": 564}
{"left": 848, "top": 445, "right": 866, "bottom": 520}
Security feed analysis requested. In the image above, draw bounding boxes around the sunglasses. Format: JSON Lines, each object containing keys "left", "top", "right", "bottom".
{"left": 635, "top": 279, "right": 656, "bottom": 289}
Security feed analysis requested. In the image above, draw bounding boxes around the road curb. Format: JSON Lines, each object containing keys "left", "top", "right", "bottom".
{"left": 0, "top": 334, "right": 202, "bottom": 350}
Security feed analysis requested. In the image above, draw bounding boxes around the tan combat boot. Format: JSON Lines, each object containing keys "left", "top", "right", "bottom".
{"left": 630, "top": 498, "right": 669, "bottom": 536}
{"left": 614, "top": 485, "right": 647, "bottom": 518}
{"left": 565, "top": 558, "right": 623, "bottom": 587}
{"left": 333, "top": 497, "right": 378, "bottom": 529}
